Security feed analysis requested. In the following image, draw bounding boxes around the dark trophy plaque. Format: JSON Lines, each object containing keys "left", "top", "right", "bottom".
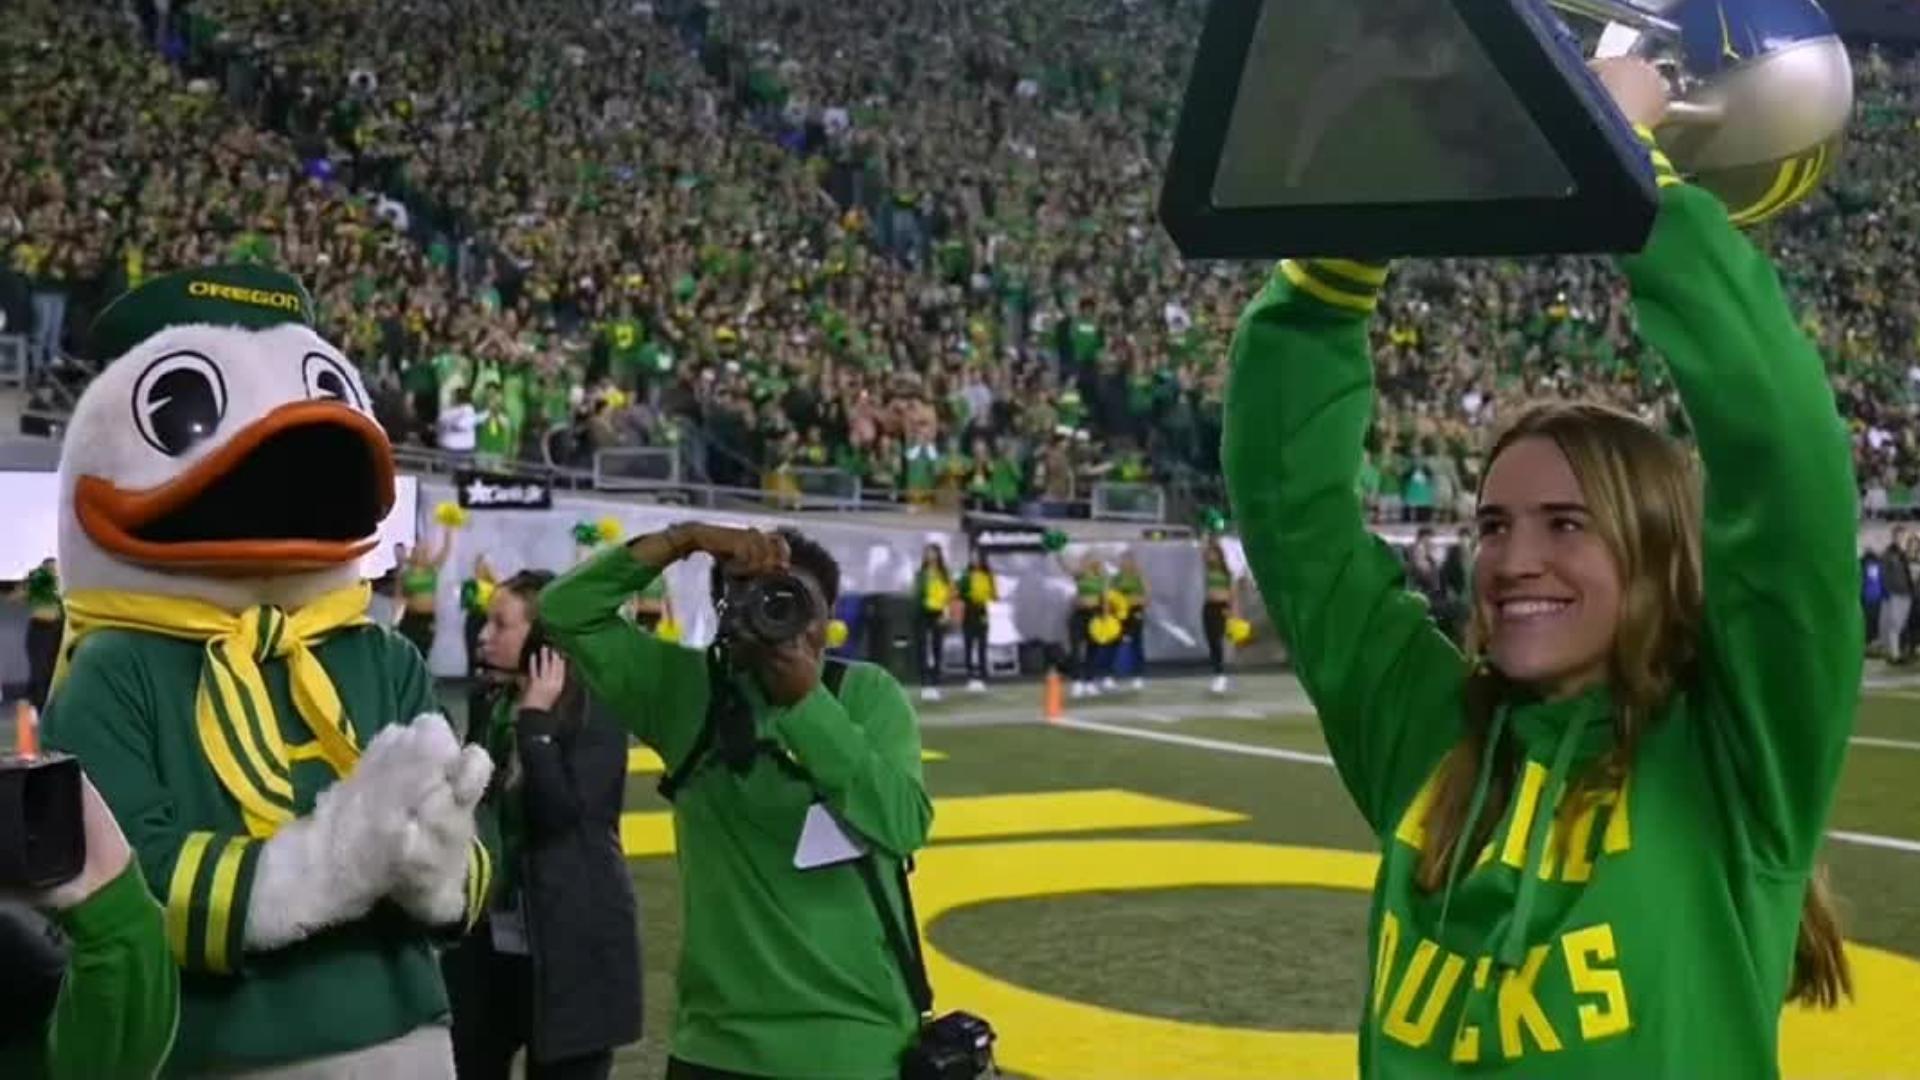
{"left": 1160, "top": 0, "right": 1661, "bottom": 259}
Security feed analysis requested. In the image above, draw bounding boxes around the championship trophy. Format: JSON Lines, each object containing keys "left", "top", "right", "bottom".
{"left": 1159, "top": 0, "right": 1854, "bottom": 259}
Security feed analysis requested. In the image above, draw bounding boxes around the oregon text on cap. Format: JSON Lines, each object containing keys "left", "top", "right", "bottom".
{"left": 186, "top": 280, "right": 305, "bottom": 312}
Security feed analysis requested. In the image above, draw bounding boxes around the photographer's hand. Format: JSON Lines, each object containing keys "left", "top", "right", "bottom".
{"left": 632, "top": 524, "right": 790, "bottom": 576}
{"left": 32, "top": 774, "right": 135, "bottom": 912}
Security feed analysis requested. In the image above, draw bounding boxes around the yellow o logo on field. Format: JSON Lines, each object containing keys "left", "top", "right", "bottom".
{"left": 913, "top": 839, "right": 1920, "bottom": 1080}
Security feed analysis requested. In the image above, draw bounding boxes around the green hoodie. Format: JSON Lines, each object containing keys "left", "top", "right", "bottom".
{"left": 1222, "top": 171, "right": 1860, "bottom": 1073}
{"left": 538, "top": 547, "right": 933, "bottom": 1078}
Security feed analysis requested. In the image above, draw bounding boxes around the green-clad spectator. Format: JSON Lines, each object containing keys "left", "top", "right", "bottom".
{"left": 499, "top": 363, "right": 530, "bottom": 444}
{"left": 989, "top": 452, "right": 1025, "bottom": 509}
{"left": 800, "top": 428, "right": 831, "bottom": 468}
{"left": 1056, "top": 386, "right": 1085, "bottom": 434}
{"left": 475, "top": 387, "right": 517, "bottom": 467}
{"left": 636, "top": 339, "right": 673, "bottom": 380}
{"left": 904, "top": 441, "right": 943, "bottom": 504}
{"left": 431, "top": 348, "right": 469, "bottom": 409}
{"left": 537, "top": 526, "right": 929, "bottom": 1079}
{"left": 603, "top": 309, "right": 647, "bottom": 388}
{"left": 1067, "top": 300, "right": 1104, "bottom": 366}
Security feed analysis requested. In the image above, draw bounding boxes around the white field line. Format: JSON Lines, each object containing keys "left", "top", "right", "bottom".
{"left": 1850, "top": 735, "right": 1920, "bottom": 752}
{"left": 1049, "top": 715, "right": 1334, "bottom": 766}
{"left": 1051, "top": 714, "right": 1920, "bottom": 856}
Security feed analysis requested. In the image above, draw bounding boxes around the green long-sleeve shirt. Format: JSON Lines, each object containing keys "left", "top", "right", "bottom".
{"left": 0, "top": 862, "right": 180, "bottom": 1080}
{"left": 1223, "top": 170, "right": 1859, "bottom": 1073}
{"left": 539, "top": 546, "right": 933, "bottom": 1079}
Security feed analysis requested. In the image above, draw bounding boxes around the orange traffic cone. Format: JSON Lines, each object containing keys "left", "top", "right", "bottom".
{"left": 14, "top": 700, "right": 39, "bottom": 757}
{"left": 1043, "top": 670, "right": 1064, "bottom": 722}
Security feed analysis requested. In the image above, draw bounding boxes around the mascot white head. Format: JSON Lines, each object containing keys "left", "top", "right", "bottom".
{"left": 59, "top": 265, "right": 394, "bottom": 612}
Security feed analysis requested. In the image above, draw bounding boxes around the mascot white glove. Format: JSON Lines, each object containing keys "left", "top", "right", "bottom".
{"left": 391, "top": 719, "right": 495, "bottom": 929}
{"left": 244, "top": 713, "right": 473, "bottom": 951}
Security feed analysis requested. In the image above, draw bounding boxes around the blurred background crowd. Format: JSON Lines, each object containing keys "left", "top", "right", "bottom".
{"left": 3, "top": 0, "right": 1917, "bottom": 521}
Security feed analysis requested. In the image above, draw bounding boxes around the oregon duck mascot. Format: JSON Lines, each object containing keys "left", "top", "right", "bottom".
{"left": 41, "top": 266, "right": 497, "bottom": 1078}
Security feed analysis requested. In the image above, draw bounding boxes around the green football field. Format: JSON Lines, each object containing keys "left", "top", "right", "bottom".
{"left": 572, "top": 669, "right": 1920, "bottom": 1080}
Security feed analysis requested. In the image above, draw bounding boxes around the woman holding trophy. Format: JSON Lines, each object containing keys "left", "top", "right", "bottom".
{"left": 1225, "top": 56, "right": 1857, "bottom": 1076}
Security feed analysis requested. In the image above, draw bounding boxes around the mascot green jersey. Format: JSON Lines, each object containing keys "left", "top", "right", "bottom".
{"left": 43, "top": 265, "right": 499, "bottom": 1078}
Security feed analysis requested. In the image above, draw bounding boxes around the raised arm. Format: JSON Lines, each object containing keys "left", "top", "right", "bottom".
{"left": 1223, "top": 259, "right": 1467, "bottom": 835}
{"left": 538, "top": 535, "right": 710, "bottom": 763}
{"left": 1618, "top": 130, "right": 1860, "bottom": 871}
{"left": 428, "top": 529, "right": 453, "bottom": 570}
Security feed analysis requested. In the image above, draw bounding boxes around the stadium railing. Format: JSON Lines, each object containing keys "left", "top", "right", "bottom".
{"left": 1091, "top": 482, "right": 1168, "bottom": 524}
{"left": 594, "top": 446, "right": 683, "bottom": 491}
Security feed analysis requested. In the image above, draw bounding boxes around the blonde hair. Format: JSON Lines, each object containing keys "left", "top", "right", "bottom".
{"left": 1413, "top": 402, "right": 1850, "bottom": 1008}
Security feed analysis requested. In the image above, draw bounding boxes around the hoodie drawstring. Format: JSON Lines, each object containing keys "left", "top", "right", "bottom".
{"left": 1499, "top": 707, "right": 1589, "bottom": 968}
{"left": 1435, "top": 704, "right": 1508, "bottom": 942}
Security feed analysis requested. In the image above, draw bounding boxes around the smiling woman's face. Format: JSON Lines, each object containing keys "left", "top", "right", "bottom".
{"left": 1473, "top": 436, "right": 1623, "bottom": 699}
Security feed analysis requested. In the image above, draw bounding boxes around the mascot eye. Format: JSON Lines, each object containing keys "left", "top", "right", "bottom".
{"left": 131, "top": 351, "right": 227, "bottom": 457}
{"left": 302, "top": 352, "right": 366, "bottom": 411}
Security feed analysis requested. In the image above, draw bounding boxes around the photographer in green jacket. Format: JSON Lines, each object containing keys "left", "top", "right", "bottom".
{"left": 539, "top": 523, "right": 933, "bottom": 1080}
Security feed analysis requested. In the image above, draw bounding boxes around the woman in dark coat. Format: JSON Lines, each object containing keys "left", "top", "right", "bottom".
{"left": 443, "top": 570, "right": 642, "bottom": 1080}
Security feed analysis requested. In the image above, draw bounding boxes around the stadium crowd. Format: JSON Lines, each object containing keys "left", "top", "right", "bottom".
{"left": 3, "top": 0, "right": 1917, "bottom": 519}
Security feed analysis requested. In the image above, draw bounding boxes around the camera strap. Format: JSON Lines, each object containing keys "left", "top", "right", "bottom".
{"left": 655, "top": 657, "right": 935, "bottom": 1015}
{"left": 658, "top": 656, "right": 853, "bottom": 801}
{"left": 857, "top": 852, "right": 935, "bottom": 1017}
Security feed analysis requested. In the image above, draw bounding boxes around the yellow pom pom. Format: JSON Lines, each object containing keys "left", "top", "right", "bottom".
{"left": 826, "top": 619, "right": 850, "bottom": 648}
{"left": 1103, "top": 591, "right": 1131, "bottom": 621}
{"left": 434, "top": 501, "right": 469, "bottom": 528}
{"left": 655, "top": 617, "right": 683, "bottom": 644}
{"left": 1225, "top": 617, "right": 1253, "bottom": 646}
{"left": 597, "top": 516, "right": 623, "bottom": 543}
{"left": 474, "top": 579, "right": 496, "bottom": 610}
{"left": 1090, "top": 614, "right": 1122, "bottom": 645}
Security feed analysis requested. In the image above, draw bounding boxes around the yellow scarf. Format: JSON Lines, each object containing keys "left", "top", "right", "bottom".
{"left": 56, "top": 585, "right": 374, "bottom": 839}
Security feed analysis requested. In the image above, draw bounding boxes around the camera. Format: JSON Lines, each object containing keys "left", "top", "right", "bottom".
{"left": 903, "top": 1011, "right": 998, "bottom": 1080}
{"left": 0, "top": 753, "right": 86, "bottom": 891}
{"left": 716, "top": 573, "right": 818, "bottom": 647}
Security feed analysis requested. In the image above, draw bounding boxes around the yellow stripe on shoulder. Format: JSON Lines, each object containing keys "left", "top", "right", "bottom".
{"left": 1279, "top": 260, "right": 1379, "bottom": 313}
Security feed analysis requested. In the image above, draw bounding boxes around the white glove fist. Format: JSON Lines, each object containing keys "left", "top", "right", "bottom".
{"left": 390, "top": 716, "right": 494, "bottom": 928}
{"left": 247, "top": 711, "right": 470, "bottom": 950}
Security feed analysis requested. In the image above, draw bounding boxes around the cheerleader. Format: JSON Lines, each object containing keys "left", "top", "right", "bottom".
{"left": 1201, "top": 539, "right": 1238, "bottom": 695}
{"left": 1058, "top": 551, "right": 1110, "bottom": 698}
{"left": 960, "top": 548, "right": 998, "bottom": 692}
{"left": 394, "top": 527, "right": 452, "bottom": 660}
{"left": 913, "top": 544, "right": 955, "bottom": 702}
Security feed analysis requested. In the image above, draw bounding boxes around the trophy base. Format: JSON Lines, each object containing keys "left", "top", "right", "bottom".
{"left": 1160, "top": 0, "right": 1660, "bottom": 259}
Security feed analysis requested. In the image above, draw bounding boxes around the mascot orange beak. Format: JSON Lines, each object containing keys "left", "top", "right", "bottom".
{"left": 74, "top": 401, "right": 396, "bottom": 572}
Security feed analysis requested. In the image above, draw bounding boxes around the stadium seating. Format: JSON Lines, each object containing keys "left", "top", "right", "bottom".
{"left": 3, "top": 0, "right": 1916, "bottom": 521}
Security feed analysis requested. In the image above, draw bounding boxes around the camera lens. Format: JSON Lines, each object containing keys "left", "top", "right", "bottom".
{"left": 743, "top": 575, "right": 816, "bottom": 643}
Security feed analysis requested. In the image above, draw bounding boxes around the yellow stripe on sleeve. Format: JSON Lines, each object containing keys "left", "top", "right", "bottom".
{"left": 167, "top": 833, "right": 215, "bottom": 967}
{"left": 202, "top": 838, "right": 252, "bottom": 973}
{"left": 1312, "top": 258, "right": 1389, "bottom": 286}
{"left": 1278, "top": 261, "right": 1379, "bottom": 313}
{"left": 466, "top": 839, "right": 493, "bottom": 930}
